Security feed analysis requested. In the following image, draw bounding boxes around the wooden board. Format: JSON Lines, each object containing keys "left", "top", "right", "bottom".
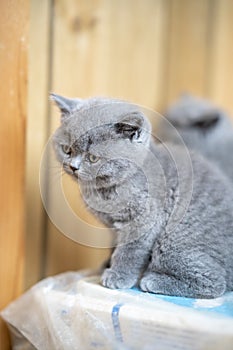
{"left": 24, "top": 0, "right": 233, "bottom": 283}
{"left": 206, "top": 0, "right": 233, "bottom": 116}
{"left": 46, "top": 0, "right": 170, "bottom": 276}
{"left": 166, "top": 0, "right": 211, "bottom": 104}
{"left": 0, "top": 0, "right": 28, "bottom": 348}
{"left": 1, "top": 0, "right": 233, "bottom": 347}
{"left": 25, "top": 0, "right": 52, "bottom": 289}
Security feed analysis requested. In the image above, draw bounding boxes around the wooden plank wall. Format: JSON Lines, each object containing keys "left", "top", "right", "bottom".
{"left": 46, "top": 0, "right": 170, "bottom": 277}
{"left": 25, "top": 0, "right": 52, "bottom": 288}
{"left": 0, "top": 1, "right": 28, "bottom": 349}
{"left": 26, "top": 0, "right": 233, "bottom": 286}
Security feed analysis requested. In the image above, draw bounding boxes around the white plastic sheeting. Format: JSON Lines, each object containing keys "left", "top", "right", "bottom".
{"left": 1, "top": 270, "right": 233, "bottom": 350}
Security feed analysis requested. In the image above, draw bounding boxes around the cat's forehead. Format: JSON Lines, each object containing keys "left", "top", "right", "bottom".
{"left": 69, "top": 124, "right": 121, "bottom": 152}
{"left": 63, "top": 100, "right": 140, "bottom": 138}
{"left": 54, "top": 97, "right": 151, "bottom": 152}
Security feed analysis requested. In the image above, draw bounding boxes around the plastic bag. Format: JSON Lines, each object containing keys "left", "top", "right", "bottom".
{"left": 1, "top": 270, "right": 233, "bottom": 350}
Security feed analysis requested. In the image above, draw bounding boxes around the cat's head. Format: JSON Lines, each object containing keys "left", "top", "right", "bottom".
{"left": 157, "top": 93, "right": 232, "bottom": 149}
{"left": 51, "top": 94, "right": 151, "bottom": 188}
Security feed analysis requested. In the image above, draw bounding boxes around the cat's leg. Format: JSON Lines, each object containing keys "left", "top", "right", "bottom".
{"left": 101, "top": 234, "right": 153, "bottom": 289}
{"left": 140, "top": 252, "right": 226, "bottom": 298}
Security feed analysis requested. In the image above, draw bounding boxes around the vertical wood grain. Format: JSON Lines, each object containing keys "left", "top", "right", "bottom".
{"left": 166, "top": 0, "right": 211, "bottom": 104}
{"left": 0, "top": 1, "right": 231, "bottom": 346}
{"left": 206, "top": 0, "right": 233, "bottom": 116}
{"left": 25, "top": 0, "right": 52, "bottom": 289}
{"left": 26, "top": 0, "right": 233, "bottom": 283}
{"left": 0, "top": 0, "right": 28, "bottom": 348}
{"left": 51, "top": 0, "right": 170, "bottom": 119}
{"left": 46, "top": 0, "right": 170, "bottom": 276}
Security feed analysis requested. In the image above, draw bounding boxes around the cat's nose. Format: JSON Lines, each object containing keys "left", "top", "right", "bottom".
{"left": 69, "top": 164, "right": 79, "bottom": 172}
{"left": 69, "top": 156, "right": 81, "bottom": 172}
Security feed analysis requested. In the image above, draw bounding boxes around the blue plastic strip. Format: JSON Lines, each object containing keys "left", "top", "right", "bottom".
{"left": 128, "top": 287, "right": 233, "bottom": 318}
{"left": 111, "top": 303, "right": 124, "bottom": 343}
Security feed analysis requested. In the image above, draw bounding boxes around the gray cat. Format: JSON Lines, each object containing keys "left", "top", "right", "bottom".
{"left": 157, "top": 94, "right": 233, "bottom": 182}
{"left": 51, "top": 93, "right": 233, "bottom": 298}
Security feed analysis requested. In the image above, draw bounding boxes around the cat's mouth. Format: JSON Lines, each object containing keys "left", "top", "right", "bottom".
{"left": 63, "top": 165, "right": 80, "bottom": 179}
{"left": 63, "top": 165, "right": 75, "bottom": 176}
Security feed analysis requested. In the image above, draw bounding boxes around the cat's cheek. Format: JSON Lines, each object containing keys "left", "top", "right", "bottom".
{"left": 101, "top": 268, "right": 138, "bottom": 289}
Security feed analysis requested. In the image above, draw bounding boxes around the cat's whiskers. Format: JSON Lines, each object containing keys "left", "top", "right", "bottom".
{"left": 45, "top": 166, "right": 68, "bottom": 184}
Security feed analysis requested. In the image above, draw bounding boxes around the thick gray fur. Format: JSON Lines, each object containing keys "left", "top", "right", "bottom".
{"left": 157, "top": 94, "right": 233, "bottom": 182}
{"left": 52, "top": 93, "right": 233, "bottom": 298}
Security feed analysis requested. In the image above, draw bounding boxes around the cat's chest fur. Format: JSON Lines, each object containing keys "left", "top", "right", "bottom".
{"left": 79, "top": 146, "right": 179, "bottom": 236}
{"left": 80, "top": 174, "right": 156, "bottom": 229}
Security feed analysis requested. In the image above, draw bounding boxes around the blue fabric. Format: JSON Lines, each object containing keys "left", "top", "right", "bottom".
{"left": 111, "top": 303, "right": 124, "bottom": 342}
{"left": 126, "top": 288, "right": 233, "bottom": 318}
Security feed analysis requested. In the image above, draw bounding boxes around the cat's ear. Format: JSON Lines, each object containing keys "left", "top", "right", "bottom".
{"left": 50, "top": 93, "right": 82, "bottom": 119}
{"left": 190, "top": 110, "right": 220, "bottom": 130}
{"left": 115, "top": 111, "right": 151, "bottom": 145}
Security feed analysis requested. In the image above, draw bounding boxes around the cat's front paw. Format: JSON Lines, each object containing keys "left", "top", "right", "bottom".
{"left": 101, "top": 268, "right": 137, "bottom": 289}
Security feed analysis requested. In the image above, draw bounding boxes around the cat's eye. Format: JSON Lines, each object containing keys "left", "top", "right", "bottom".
{"left": 62, "top": 144, "right": 72, "bottom": 155}
{"left": 88, "top": 154, "right": 100, "bottom": 163}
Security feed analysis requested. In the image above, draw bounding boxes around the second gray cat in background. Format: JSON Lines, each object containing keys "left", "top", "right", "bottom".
{"left": 157, "top": 94, "right": 233, "bottom": 182}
